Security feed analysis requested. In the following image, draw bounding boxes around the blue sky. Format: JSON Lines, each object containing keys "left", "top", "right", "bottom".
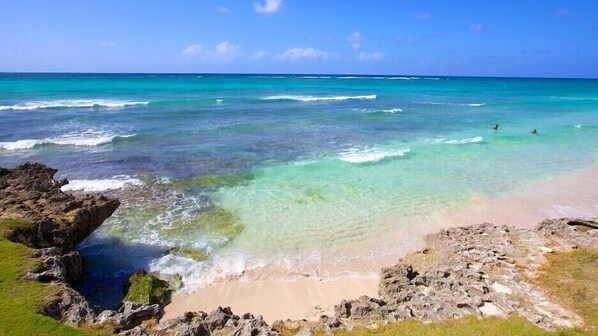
{"left": 1, "top": 0, "right": 597, "bottom": 77}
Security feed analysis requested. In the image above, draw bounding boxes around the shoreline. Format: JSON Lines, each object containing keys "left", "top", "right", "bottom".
{"left": 164, "top": 167, "right": 598, "bottom": 323}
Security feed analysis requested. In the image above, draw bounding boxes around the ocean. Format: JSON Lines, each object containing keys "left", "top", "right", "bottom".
{"left": 0, "top": 73, "right": 596, "bottom": 308}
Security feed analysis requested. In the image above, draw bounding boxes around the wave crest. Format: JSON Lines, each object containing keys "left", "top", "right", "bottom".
{"left": 61, "top": 176, "right": 143, "bottom": 192}
{"left": 0, "top": 130, "right": 135, "bottom": 150}
{"left": 0, "top": 99, "right": 148, "bottom": 111}
{"left": 263, "top": 95, "right": 377, "bottom": 102}
{"left": 339, "top": 147, "right": 410, "bottom": 163}
{"left": 434, "top": 136, "right": 483, "bottom": 145}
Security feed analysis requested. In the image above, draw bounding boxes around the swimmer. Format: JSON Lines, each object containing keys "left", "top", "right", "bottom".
{"left": 531, "top": 128, "right": 538, "bottom": 134}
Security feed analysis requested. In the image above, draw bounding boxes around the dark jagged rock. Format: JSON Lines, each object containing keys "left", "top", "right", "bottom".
{"left": 43, "top": 286, "right": 96, "bottom": 326}
{"left": 330, "top": 219, "right": 597, "bottom": 331}
{"left": 94, "top": 301, "right": 164, "bottom": 332}
{"left": 24, "top": 247, "right": 83, "bottom": 284}
{"left": 0, "top": 163, "right": 127, "bottom": 328}
{"left": 141, "top": 307, "right": 281, "bottom": 336}
{"left": 0, "top": 162, "right": 120, "bottom": 251}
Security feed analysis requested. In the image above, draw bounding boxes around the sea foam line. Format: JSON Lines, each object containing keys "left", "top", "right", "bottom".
{"left": 434, "top": 136, "right": 483, "bottom": 145}
{"left": 414, "top": 101, "right": 485, "bottom": 107}
{"left": 0, "top": 131, "right": 135, "bottom": 150}
{"left": 61, "top": 176, "right": 144, "bottom": 192}
{"left": 0, "top": 99, "right": 149, "bottom": 111}
{"left": 263, "top": 95, "right": 377, "bottom": 102}
{"left": 339, "top": 147, "right": 410, "bottom": 163}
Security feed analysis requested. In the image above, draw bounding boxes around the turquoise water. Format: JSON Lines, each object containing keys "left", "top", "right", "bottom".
{"left": 1, "top": 73, "right": 596, "bottom": 307}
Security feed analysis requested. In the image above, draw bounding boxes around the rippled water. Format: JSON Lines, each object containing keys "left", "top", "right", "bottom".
{"left": 1, "top": 73, "right": 596, "bottom": 308}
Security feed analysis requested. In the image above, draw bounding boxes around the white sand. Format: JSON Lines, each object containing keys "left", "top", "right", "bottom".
{"left": 164, "top": 167, "right": 598, "bottom": 323}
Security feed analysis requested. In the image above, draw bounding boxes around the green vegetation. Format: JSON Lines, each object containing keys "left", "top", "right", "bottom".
{"left": 123, "top": 269, "right": 172, "bottom": 306}
{"left": 0, "top": 216, "right": 38, "bottom": 247}
{"left": 533, "top": 248, "right": 598, "bottom": 333}
{"left": 332, "top": 316, "right": 557, "bottom": 336}
{"left": 0, "top": 218, "right": 86, "bottom": 336}
{"left": 171, "top": 172, "right": 255, "bottom": 190}
{"left": 163, "top": 207, "right": 243, "bottom": 239}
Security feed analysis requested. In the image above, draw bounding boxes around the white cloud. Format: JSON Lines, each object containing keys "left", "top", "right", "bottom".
{"left": 254, "top": 0, "right": 282, "bottom": 14}
{"left": 276, "top": 47, "right": 336, "bottom": 61}
{"left": 412, "top": 13, "right": 431, "bottom": 20}
{"left": 250, "top": 50, "right": 270, "bottom": 61}
{"left": 182, "top": 44, "right": 203, "bottom": 56}
{"left": 100, "top": 41, "right": 116, "bottom": 48}
{"left": 181, "top": 41, "right": 241, "bottom": 60}
{"left": 213, "top": 41, "right": 240, "bottom": 59}
{"left": 469, "top": 24, "right": 491, "bottom": 33}
{"left": 359, "top": 51, "right": 384, "bottom": 62}
{"left": 217, "top": 6, "right": 231, "bottom": 14}
{"left": 347, "top": 31, "right": 361, "bottom": 50}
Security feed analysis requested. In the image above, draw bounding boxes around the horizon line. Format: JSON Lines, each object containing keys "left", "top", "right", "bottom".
{"left": 0, "top": 71, "right": 596, "bottom": 81}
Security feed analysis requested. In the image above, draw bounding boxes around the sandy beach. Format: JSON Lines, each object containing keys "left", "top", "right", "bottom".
{"left": 164, "top": 167, "right": 598, "bottom": 323}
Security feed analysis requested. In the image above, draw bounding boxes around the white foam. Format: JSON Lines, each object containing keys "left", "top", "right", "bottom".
{"left": 61, "top": 176, "right": 143, "bottom": 192}
{"left": 414, "top": 101, "right": 485, "bottom": 107}
{"left": 0, "top": 99, "right": 148, "bottom": 111}
{"left": 338, "top": 76, "right": 359, "bottom": 79}
{"left": 574, "top": 124, "right": 582, "bottom": 129}
{"left": 0, "top": 139, "right": 44, "bottom": 150}
{"left": 386, "top": 76, "right": 420, "bottom": 80}
{"left": 379, "top": 108, "right": 403, "bottom": 113}
{"left": 216, "top": 99, "right": 223, "bottom": 103}
{"left": 434, "top": 136, "right": 483, "bottom": 145}
{"left": 339, "top": 147, "right": 410, "bottom": 163}
{"left": 263, "top": 95, "right": 377, "bottom": 102}
{"left": 0, "top": 130, "right": 135, "bottom": 150}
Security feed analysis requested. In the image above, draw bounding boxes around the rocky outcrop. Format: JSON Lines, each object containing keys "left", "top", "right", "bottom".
{"left": 331, "top": 218, "right": 597, "bottom": 331}
{"left": 0, "top": 162, "right": 120, "bottom": 251}
{"left": 94, "top": 301, "right": 164, "bottom": 332}
{"left": 0, "top": 163, "right": 157, "bottom": 330}
{"left": 130, "top": 307, "right": 281, "bottom": 336}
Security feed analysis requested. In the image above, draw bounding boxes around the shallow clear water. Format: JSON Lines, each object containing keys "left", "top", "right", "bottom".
{"left": 1, "top": 73, "right": 596, "bottom": 308}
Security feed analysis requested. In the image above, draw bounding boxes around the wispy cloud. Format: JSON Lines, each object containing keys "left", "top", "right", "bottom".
{"left": 250, "top": 50, "right": 270, "bottom": 61}
{"left": 181, "top": 41, "right": 241, "bottom": 60}
{"left": 276, "top": 47, "right": 336, "bottom": 61}
{"left": 469, "top": 24, "right": 491, "bottom": 34}
{"left": 254, "top": 0, "right": 282, "bottom": 14}
{"left": 217, "top": 6, "right": 231, "bottom": 14}
{"left": 556, "top": 7, "right": 569, "bottom": 17}
{"left": 347, "top": 31, "right": 362, "bottom": 50}
{"left": 100, "top": 41, "right": 116, "bottom": 48}
{"left": 359, "top": 51, "right": 384, "bottom": 62}
{"left": 182, "top": 44, "right": 203, "bottom": 56}
{"left": 412, "top": 13, "right": 431, "bottom": 20}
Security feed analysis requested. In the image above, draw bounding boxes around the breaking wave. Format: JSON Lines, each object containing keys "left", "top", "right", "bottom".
{"left": 0, "top": 130, "right": 135, "bottom": 150}
{"left": 263, "top": 95, "right": 377, "bottom": 102}
{"left": 0, "top": 99, "right": 149, "bottom": 111}
{"left": 339, "top": 147, "right": 410, "bottom": 163}
{"left": 434, "top": 136, "right": 483, "bottom": 145}
{"left": 61, "top": 176, "right": 144, "bottom": 192}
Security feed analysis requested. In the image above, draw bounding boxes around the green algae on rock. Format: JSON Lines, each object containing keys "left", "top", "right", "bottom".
{"left": 171, "top": 246, "right": 210, "bottom": 261}
{"left": 171, "top": 172, "right": 256, "bottom": 190}
{"left": 123, "top": 269, "right": 172, "bottom": 306}
{"left": 163, "top": 206, "right": 243, "bottom": 240}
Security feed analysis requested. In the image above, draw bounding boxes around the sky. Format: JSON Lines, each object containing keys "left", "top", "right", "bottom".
{"left": 1, "top": 0, "right": 597, "bottom": 77}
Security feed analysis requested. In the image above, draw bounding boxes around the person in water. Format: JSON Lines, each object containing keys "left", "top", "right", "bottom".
{"left": 531, "top": 128, "right": 538, "bottom": 134}
{"left": 493, "top": 124, "right": 499, "bottom": 131}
